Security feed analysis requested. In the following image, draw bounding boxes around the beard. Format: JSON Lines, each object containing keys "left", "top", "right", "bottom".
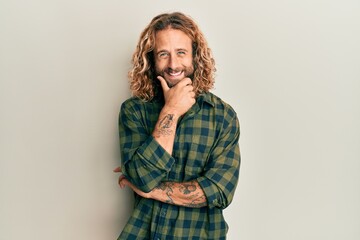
{"left": 155, "top": 65, "right": 195, "bottom": 88}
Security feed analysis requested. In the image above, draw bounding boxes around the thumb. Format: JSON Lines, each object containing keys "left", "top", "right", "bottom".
{"left": 157, "top": 76, "right": 169, "bottom": 92}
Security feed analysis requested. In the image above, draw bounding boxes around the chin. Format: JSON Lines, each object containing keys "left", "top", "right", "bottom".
{"left": 165, "top": 79, "right": 181, "bottom": 88}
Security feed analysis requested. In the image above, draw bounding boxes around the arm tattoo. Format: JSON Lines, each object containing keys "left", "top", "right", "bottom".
{"left": 157, "top": 114, "right": 174, "bottom": 136}
{"left": 156, "top": 181, "right": 207, "bottom": 208}
{"left": 179, "top": 181, "right": 207, "bottom": 208}
{"left": 156, "top": 182, "right": 175, "bottom": 204}
{"left": 179, "top": 181, "right": 197, "bottom": 194}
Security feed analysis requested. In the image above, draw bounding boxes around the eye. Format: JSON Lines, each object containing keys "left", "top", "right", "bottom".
{"left": 177, "top": 51, "right": 186, "bottom": 55}
{"left": 158, "top": 52, "right": 169, "bottom": 59}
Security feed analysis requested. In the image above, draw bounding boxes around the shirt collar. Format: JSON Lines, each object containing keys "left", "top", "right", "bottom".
{"left": 183, "top": 92, "right": 214, "bottom": 118}
{"left": 197, "top": 92, "right": 215, "bottom": 108}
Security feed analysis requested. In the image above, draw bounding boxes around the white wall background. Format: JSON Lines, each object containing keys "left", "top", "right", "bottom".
{"left": 1, "top": 1, "right": 359, "bottom": 239}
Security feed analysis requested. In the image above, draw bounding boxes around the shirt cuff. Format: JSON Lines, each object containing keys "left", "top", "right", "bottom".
{"left": 137, "top": 135, "right": 175, "bottom": 172}
{"left": 197, "top": 176, "right": 222, "bottom": 209}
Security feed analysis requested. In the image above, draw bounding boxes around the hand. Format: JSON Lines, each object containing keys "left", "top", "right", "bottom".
{"left": 113, "top": 167, "right": 151, "bottom": 198}
{"left": 157, "top": 76, "right": 196, "bottom": 116}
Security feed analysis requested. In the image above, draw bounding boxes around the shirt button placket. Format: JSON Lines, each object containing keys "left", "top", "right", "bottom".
{"left": 154, "top": 207, "right": 166, "bottom": 240}
{"left": 160, "top": 209, "right": 166, "bottom": 217}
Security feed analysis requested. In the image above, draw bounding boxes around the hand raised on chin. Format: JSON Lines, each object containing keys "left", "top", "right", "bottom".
{"left": 157, "top": 76, "right": 196, "bottom": 117}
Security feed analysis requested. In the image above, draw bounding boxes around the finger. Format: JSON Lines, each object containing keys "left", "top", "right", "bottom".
{"left": 157, "top": 76, "right": 170, "bottom": 92}
{"left": 120, "top": 178, "right": 131, "bottom": 189}
{"left": 119, "top": 179, "right": 125, "bottom": 188}
{"left": 185, "top": 83, "right": 194, "bottom": 90}
{"left": 113, "top": 166, "right": 121, "bottom": 173}
{"left": 180, "top": 77, "right": 193, "bottom": 86}
{"left": 184, "top": 85, "right": 194, "bottom": 94}
{"left": 118, "top": 175, "right": 126, "bottom": 186}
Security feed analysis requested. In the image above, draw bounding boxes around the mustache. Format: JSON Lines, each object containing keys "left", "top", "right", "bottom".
{"left": 156, "top": 66, "right": 194, "bottom": 77}
{"left": 163, "top": 68, "right": 183, "bottom": 74}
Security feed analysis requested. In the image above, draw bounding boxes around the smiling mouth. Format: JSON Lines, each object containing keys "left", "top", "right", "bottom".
{"left": 167, "top": 70, "right": 183, "bottom": 77}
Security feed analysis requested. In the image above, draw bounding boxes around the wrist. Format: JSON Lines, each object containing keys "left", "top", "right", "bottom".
{"left": 161, "top": 106, "right": 181, "bottom": 119}
{"left": 146, "top": 189, "right": 156, "bottom": 200}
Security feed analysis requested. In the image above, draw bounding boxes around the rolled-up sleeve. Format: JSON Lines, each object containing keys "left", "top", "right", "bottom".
{"left": 119, "top": 100, "right": 175, "bottom": 192}
{"left": 197, "top": 108, "right": 241, "bottom": 209}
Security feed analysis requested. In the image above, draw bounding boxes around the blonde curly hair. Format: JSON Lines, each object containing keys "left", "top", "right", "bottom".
{"left": 128, "top": 12, "right": 216, "bottom": 101}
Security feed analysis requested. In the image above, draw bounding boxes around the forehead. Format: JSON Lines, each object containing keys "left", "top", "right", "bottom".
{"left": 154, "top": 28, "right": 192, "bottom": 51}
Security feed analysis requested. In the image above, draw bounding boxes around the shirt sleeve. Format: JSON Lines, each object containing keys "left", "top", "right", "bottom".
{"left": 197, "top": 107, "right": 241, "bottom": 209}
{"left": 119, "top": 100, "right": 175, "bottom": 193}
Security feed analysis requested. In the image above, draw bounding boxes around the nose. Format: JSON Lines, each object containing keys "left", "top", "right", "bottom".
{"left": 169, "top": 54, "right": 180, "bottom": 70}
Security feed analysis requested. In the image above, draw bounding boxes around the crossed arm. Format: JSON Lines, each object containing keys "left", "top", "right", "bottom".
{"left": 114, "top": 109, "right": 207, "bottom": 208}
{"left": 115, "top": 76, "right": 207, "bottom": 208}
{"left": 114, "top": 110, "right": 208, "bottom": 208}
{"left": 114, "top": 167, "right": 207, "bottom": 208}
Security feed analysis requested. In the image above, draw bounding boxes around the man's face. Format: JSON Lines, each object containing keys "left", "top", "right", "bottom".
{"left": 154, "top": 28, "right": 194, "bottom": 87}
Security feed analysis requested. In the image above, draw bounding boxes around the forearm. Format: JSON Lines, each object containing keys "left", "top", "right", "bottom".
{"left": 152, "top": 107, "right": 180, "bottom": 155}
{"left": 149, "top": 180, "right": 207, "bottom": 208}
{"left": 121, "top": 150, "right": 174, "bottom": 192}
{"left": 120, "top": 112, "right": 176, "bottom": 192}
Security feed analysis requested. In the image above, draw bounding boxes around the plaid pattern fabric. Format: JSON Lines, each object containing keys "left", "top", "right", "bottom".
{"left": 118, "top": 92, "right": 241, "bottom": 240}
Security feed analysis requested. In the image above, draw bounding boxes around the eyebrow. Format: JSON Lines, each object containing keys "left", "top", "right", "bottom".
{"left": 156, "top": 48, "right": 189, "bottom": 54}
{"left": 175, "top": 48, "right": 188, "bottom": 52}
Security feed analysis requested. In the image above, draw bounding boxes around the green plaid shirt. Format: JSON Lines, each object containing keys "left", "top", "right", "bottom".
{"left": 118, "top": 92, "right": 241, "bottom": 240}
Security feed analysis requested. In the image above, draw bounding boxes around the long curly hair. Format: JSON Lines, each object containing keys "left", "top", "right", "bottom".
{"left": 128, "top": 12, "right": 216, "bottom": 101}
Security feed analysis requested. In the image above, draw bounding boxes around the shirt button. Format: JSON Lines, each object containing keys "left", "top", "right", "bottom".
{"left": 160, "top": 210, "right": 166, "bottom": 216}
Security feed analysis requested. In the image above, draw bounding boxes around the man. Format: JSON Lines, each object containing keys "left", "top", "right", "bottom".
{"left": 114, "top": 12, "right": 241, "bottom": 240}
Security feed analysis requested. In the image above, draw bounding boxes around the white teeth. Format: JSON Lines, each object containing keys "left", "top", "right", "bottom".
{"left": 169, "top": 71, "right": 182, "bottom": 76}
